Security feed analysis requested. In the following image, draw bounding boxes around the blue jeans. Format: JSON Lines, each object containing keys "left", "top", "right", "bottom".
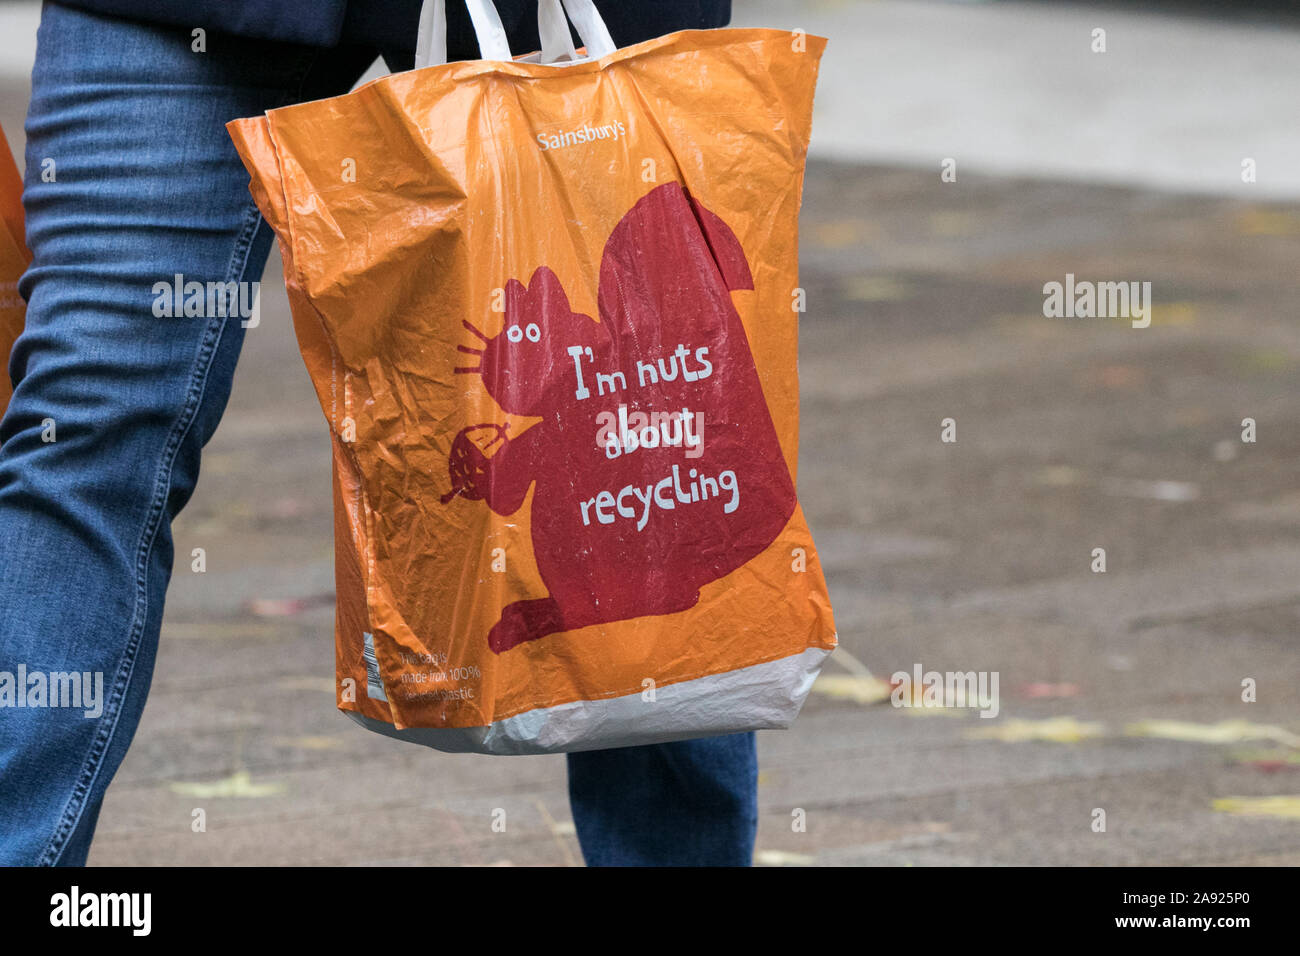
{"left": 0, "top": 1, "right": 757, "bottom": 867}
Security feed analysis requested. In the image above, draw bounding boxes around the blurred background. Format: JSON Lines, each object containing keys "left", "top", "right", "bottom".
{"left": 2, "top": 0, "right": 1298, "bottom": 864}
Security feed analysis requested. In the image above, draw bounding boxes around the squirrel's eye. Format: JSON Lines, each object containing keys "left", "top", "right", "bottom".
{"left": 525, "top": 323, "right": 541, "bottom": 342}
{"left": 506, "top": 324, "right": 523, "bottom": 343}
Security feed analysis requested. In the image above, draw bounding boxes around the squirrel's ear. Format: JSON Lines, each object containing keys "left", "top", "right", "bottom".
{"left": 502, "top": 276, "right": 528, "bottom": 312}
{"left": 688, "top": 195, "right": 754, "bottom": 292}
{"left": 520, "top": 266, "right": 572, "bottom": 317}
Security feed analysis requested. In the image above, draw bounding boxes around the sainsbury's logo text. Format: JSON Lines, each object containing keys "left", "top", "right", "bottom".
{"left": 537, "top": 120, "right": 626, "bottom": 151}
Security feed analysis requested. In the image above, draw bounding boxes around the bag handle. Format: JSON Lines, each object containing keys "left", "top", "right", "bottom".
{"left": 537, "top": 0, "right": 577, "bottom": 62}
{"left": 416, "top": 0, "right": 510, "bottom": 68}
{"left": 415, "top": 0, "right": 616, "bottom": 69}
{"left": 547, "top": 0, "right": 616, "bottom": 62}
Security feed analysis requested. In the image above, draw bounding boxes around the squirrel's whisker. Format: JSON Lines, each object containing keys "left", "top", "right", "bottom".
{"left": 462, "top": 318, "right": 491, "bottom": 343}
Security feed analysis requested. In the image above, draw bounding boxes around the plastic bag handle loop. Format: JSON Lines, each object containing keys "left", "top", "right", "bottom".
{"left": 547, "top": 0, "right": 617, "bottom": 61}
{"left": 416, "top": 0, "right": 511, "bottom": 68}
{"left": 537, "top": 0, "right": 577, "bottom": 63}
{"left": 416, "top": 0, "right": 616, "bottom": 69}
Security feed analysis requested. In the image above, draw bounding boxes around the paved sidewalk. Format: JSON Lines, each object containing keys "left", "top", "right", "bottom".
{"left": 85, "top": 159, "right": 1300, "bottom": 865}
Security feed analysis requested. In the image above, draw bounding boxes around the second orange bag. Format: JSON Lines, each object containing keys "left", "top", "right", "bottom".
{"left": 229, "top": 0, "right": 837, "bottom": 753}
{"left": 0, "top": 126, "right": 29, "bottom": 417}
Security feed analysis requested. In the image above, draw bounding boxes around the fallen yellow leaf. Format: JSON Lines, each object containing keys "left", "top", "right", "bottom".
{"left": 1149, "top": 302, "right": 1197, "bottom": 326}
{"left": 1211, "top": 795, "right": 1300, "bottom": 820}
{"left": 810, "top": 219, "right": 870, "bottom": 249}
{"left": 755, "top": 849, "right": 816, "bottom": 867}
{"left": 1235, "top": 208, "right": 1300, "bottom": 236}
{"left": 967, "top": 717, "right": 1105, "bottom": 744}
{"left": 1125, "top": 719, "right": 1300, "bottom": 749}
{"left": 811, "top": 673, "right": 893, "bottom": 706}
{"left": 1230, "top": 748, "right": 1300, "bottom": 766}
{"left": 168, "top": 771, "right": 287, "bottom": 799}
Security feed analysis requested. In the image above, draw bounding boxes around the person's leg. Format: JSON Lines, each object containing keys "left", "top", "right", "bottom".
{"left": 566, "top": 732, "right": 758, "bottom": 866}
{"left": 0, "top": 3, "right": 375, "bottom": 865}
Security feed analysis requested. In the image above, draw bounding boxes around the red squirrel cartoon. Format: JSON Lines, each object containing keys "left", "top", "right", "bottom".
{"left": 446, "top": 182, "right": 796, "bottom": 653}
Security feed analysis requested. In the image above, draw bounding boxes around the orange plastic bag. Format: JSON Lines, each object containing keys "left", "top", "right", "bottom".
{"left": 229, "top": 0, "right": 836, "bottom": 753}
{"left": 0, "top": 126, "right": 29, "bottom": 417}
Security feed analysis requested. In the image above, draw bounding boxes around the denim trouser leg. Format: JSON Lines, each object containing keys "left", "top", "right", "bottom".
{"left": 567, "top": 733, "right": 758, "bottom": 866}
{"left": 0, "top": 3, "right": 374, "bottom": 865}
{"left": 0, "top": 2, "right": 758, "bottom": 867}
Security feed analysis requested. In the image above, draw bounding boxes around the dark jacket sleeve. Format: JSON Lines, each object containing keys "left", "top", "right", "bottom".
{"left": 49, "top": 0, "right": 351, "bottom": 47}
{"left": 49, "top": 0, "right": 732, "bottom": 53}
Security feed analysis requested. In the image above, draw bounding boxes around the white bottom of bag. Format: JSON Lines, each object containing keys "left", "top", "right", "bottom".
{"left": 344, "top": 644, "right": 833, "bottom": 755}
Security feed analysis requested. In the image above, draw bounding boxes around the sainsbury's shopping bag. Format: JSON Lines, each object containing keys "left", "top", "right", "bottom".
{"left": 228, "top": 0, "right": 836, "bottom": 754}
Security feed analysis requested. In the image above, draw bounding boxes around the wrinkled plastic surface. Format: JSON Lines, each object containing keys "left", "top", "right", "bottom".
{"left": 228, "top": 28, "right": 837, "bottom": 752}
